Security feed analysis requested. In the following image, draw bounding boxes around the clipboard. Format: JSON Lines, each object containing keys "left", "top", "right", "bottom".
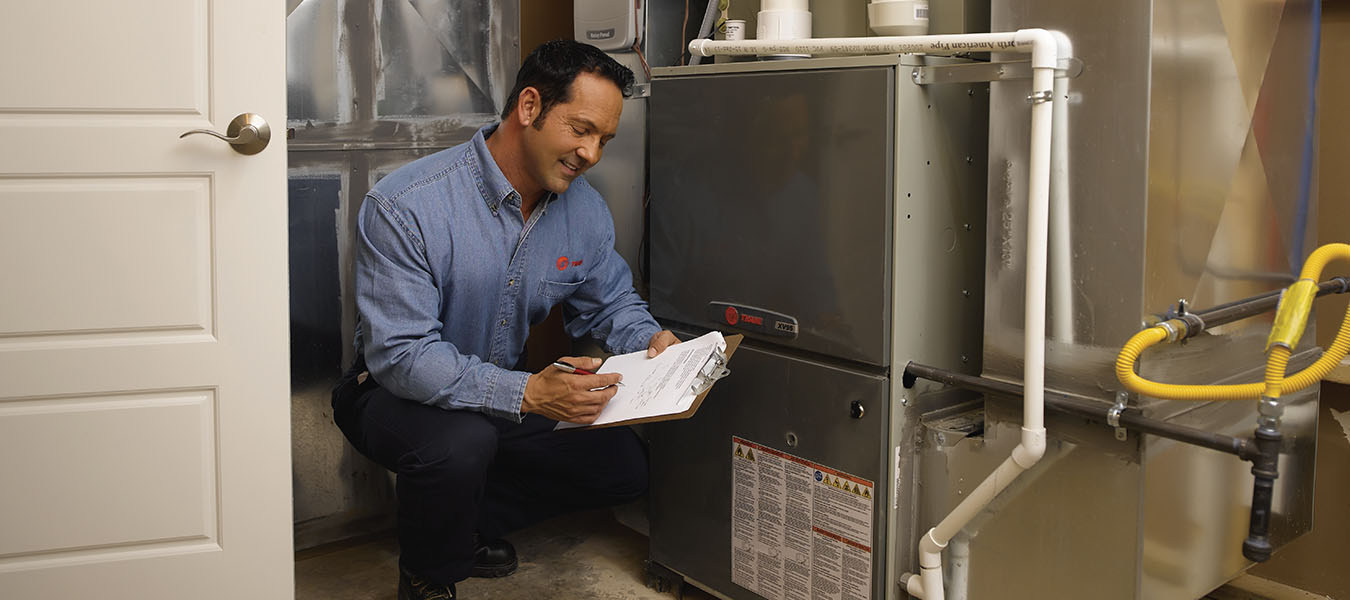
{"left": 563, "top": 333, "right": 742, "bottom": 430}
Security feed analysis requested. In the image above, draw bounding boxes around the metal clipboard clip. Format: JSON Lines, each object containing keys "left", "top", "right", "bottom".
{"left": 689, "top": 348, "right": 732, "bottom": 396}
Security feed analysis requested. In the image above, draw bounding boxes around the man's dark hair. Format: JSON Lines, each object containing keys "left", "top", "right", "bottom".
{"left": 500, "top": 40, "right": 635, "bottom": 124}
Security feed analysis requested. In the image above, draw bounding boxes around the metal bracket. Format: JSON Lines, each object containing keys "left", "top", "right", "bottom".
{"left": 1108, "top": 392, "right": 1130, "bottom": 441}
{"left": 1026, "top": 90, "right": 1053, "bottom": 104}
{"left": 631, "top": 83, "right": 651, "bottom": 99}
{"left": 910, "top": 57, "right": 1084, "bottom": 86}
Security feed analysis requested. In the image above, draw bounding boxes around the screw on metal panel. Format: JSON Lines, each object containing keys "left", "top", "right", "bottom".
{"left": 962, "top": 290, "right": 971, "bottom": 297}
{"left": 968, "top": 88, "right": 975, "bottom": 96}
{"left": 850, "top": 401, "right": 865, "bottom": 419}
{"left": 965, "top": 156, "right": 974, "bottom": 165}
{"left": 786, "top": 431, "right": 799, "bottom": 447}
{"left": 961, "top": 355, "right": 969, "bottom": 363}
{"left": 964, "top": 223, "right": 972, "bottom": 231}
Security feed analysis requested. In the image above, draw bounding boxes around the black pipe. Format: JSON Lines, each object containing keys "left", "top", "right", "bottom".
{"left": 1163, "top": 278, "right": 1350, "bottom": 560}
{"left": 1242, "top": 423, "right": 1282, "bottom": 562}
{"left": 1166, "top": 277, "right": 1350, "bottom": 337}
{"left": 903, "top": 362, "right": 1254, "bottom": 459}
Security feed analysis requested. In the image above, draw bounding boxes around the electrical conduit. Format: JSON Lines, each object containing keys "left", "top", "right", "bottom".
{"left": 694, "top": 29, "right": 1063, "bottom": 600}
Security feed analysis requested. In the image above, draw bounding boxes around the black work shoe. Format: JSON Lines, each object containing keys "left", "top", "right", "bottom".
{"left": 470, "top": 536, "right": 518, "bottom": 578}
{"left": 398, "top": 566, "right": 456, "bottom": 600}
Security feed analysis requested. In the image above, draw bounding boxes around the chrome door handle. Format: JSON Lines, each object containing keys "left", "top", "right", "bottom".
{"left": 180, "top": 113, "right": 271, "bottom": 155}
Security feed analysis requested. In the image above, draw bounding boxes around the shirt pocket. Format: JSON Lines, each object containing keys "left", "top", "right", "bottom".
{"left": 537, "top": 277, "right": 587, "bottom": 301}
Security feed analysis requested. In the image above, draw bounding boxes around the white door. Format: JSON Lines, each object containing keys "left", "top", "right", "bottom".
{"left": 0, "top": 1, "right": 292, "bottom": 598}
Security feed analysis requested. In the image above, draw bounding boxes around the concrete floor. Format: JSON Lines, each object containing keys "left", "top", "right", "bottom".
{"left": 296, "top": 509, "right": 717, "bottom": 600}
{"left": 296, "top": 509, "right": 1311, "bottom": 600}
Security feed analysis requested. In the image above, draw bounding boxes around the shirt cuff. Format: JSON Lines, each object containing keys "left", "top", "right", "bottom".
{"left": 484, "top": 368, "right": 529, "bottom": 422}
{"left": 614, "top": 321, "right": 663, "bottom": 355}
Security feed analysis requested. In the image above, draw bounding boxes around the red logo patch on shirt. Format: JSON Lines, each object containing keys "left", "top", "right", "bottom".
{"left": 556, "top": 256, "right": 569, "bottom": 270}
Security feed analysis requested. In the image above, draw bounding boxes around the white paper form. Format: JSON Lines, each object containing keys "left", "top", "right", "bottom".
{"left": 555, "top": 330, "right": 726, "bottom": 430}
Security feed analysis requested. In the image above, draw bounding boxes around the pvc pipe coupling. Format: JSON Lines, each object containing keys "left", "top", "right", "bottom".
{"left": 757, "top": 0, "right": 811, "bottom": 42}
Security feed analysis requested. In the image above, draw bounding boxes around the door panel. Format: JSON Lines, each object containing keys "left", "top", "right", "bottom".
{"left": 650, "top": 335, "right": 890, "bottom": 600}
{"left": 0, "top": 1, "right": 208, "bottom": 114}
{"left": 649, "top": 67, "right": 895, "bottom": 366}
{"left": 0, "top": 177, "right": 213, "bottom": 338}
{"left": 0, "top": 390, "right": 217, "bottom": 559}
{"left": 0, "top": 0, "right": 291, "bottom": 597}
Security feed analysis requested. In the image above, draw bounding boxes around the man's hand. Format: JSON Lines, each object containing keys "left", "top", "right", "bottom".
{"left": 522, "top": 356, "right": 622, "bottom": 424}
{"left": 647, "top": 330, "right": 680, "bottom": 357}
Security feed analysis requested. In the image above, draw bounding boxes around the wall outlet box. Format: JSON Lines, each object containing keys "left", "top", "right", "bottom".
{"left": 575, "top": 0, "right": 641, "bottom": 52}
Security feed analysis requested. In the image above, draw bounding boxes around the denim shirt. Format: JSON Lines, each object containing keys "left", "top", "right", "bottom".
{"left": 354, "top": 124, "right": 661, "bottom": 421}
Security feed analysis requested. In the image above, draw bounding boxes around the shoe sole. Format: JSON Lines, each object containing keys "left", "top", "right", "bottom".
{"left": 470, "top": 558, "right": 518, "bottom": 578}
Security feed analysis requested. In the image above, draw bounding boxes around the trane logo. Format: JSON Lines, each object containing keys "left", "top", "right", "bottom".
{"left": 587, "top": 28, "right": 616, "bottom": 40}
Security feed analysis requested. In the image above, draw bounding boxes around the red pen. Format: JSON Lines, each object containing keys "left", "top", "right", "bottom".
{"left": 552, "top": 361, "right": 623, "bottom": 386}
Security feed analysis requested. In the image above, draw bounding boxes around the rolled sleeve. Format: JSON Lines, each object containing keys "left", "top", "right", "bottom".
{"left": 356, "top": 193, "right": 526, "bottom": 421}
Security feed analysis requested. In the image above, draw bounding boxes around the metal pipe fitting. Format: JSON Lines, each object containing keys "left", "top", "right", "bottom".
{"left": 1242, "top": 424, "right": 1282, "bottom": 562}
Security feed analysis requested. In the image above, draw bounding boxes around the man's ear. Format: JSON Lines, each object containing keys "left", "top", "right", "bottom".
{"left": 516, "top": 86, "right": 541, "bottom": 127}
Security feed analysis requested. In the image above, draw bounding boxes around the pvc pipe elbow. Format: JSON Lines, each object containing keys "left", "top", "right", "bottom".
{"left": 1011, "top": 427, "right": 1047, "bottom": 468}
{"left": 689, "top": 38, "right": 710, "bottom": 57}
{"left": 918, "top": 528, "right": 947, "bottom": 566}
{"left": 1050, "top": 30, "right": 1074, "bottom": 62}
{"left": 1015, "top": 28, "right": 1059, "bottom": 68}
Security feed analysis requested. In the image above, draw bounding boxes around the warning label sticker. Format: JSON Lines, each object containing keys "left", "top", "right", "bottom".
{"left": 731, "top": 436, "right": 873, "bottom": 600}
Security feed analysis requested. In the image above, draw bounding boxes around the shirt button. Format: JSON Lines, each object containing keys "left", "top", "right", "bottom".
{"left": 500, "top": 319, "right": 507, "bottom": 326}
{"left": 508, "top": 279, "right": 514, "bottom": 286}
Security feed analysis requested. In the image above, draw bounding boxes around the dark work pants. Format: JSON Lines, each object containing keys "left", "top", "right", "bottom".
{"left": 331, "top": 373, "right": 649, "bottom": 585}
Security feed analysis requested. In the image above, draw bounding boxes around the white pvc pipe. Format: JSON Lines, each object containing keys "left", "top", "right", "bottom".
{"left": 692, "top": 29, "right": 1062, "bottom": 600}
{"left": 691, "top": 32, "right": 1023, "bottom": 59}
{"left": 948, "top": 535, "right": 972, "bottom": 600}
{"left": 1048, "top": 33, "right": 1074, "bottom": 343}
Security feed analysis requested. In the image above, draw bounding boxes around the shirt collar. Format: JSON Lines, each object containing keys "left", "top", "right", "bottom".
{"left": 471, "top": 124, "right": 518, "bottom": 212}
{"left": 471, "top": 123, "right": 560, "bottom": 215}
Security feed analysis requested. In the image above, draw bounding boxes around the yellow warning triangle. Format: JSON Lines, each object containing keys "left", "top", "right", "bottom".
{"left": 747, "top": 448, "right": 755, "bottom": 461}
{"left": 736, "top": 446, "right": 744, "bottom": 458}
{"left": 862, "top": 487, "right": 871, "bottom": 499}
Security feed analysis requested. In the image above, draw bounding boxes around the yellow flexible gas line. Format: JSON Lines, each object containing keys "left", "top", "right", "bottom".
{"left": 1116, "top": 243, "right": 1350, "bottom": 401}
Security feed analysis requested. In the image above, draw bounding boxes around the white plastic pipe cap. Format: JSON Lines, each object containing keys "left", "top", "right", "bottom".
{"left": 868, "top": 0, "right": 930, "bottom": 36}
{"left": 757, "top": 2, "right": 811, "bottom": 42}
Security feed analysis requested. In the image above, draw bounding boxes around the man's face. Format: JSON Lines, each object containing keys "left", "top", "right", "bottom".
{"left": 520, "top": 72, "right": 623, "bottom": 195}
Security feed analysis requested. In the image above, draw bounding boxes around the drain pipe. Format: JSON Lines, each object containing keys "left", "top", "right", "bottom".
{"left": 1048, "top": 68, "right": 1074, "bottom": 343}
{"left": 694, "top": 29, "right": 1064, "bottom": 600}
{"left": 686, "top": 0, "right": 722, "bottom": 66}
